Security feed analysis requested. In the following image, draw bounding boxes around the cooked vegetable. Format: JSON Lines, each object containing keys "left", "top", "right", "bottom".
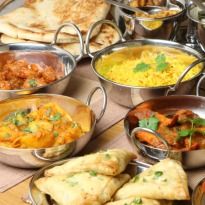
{"left": 0, "top": 103, "right": 86, "bottom": 148}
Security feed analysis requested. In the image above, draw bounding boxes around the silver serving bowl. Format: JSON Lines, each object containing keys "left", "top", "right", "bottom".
{"left": 0, "top": 22, "right": 84, "bottom": 100}
{"left": 192, "top": 177, "right": 205, "bottom": 205}
{"left": 187, "top": 4, "right": 205, "bottom": 53}
{"left": 0, "top": 89, "right": 107, "bottom": 168}
{"left": 124, "top": 95, "right": 205, "bottom": 169}
{"left": 115, "top": 1, "right": 185, "bottom": 40}
{"left": 86, "top": 30, "right": 205, "bottom": 107}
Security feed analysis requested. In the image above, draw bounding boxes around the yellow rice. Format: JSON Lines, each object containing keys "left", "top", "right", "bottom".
{"left": 95, "top": 45, "right": 202, "bottom": 87}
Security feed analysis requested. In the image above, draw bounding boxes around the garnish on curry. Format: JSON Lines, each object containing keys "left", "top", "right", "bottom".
{"left": 128, "top": 108, "right": 205, "bottom": 151}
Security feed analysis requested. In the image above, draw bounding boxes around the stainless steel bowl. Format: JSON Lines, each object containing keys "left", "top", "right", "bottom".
{"left": 86, "top": 29, "right": 205, "bottom": 107}
{"left": 192, "top": 177, "right": 205, "bottom": 205}
{"left": 115, "top": 1, "right": 185, "bottom": 40}
{"left": 187, "top": 4, "right": 205, "bottom": 53}
{"left": 0, "top": 22, "right": 84, "bottom": 100}
{"left": 124, "top": 95, "right": 205, "bottom": 169}
{"left": 0, "top": 88, "right": 107, "bottom": 168}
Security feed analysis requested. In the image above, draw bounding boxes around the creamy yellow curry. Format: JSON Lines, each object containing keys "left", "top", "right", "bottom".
{"left": 0, "top": 103, "right": 85, "bottom": 148}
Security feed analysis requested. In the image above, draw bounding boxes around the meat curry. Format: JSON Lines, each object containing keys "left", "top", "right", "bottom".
{"left": 128, "top": 108, "right": 205, "bottom": 151}
{"left": 0, "top": 59, "right": 63, "bottom": 90}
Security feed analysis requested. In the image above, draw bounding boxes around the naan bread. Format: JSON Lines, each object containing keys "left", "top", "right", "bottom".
{"left": 45, "top": 149, "right": 136, "bottom": 177}
{"left": 0, "top": 24, "right": 120, "bottom": 55}
{"left": 35, "top": 172, "right": 130, "bottom": 205}
{"left": 114, "top": 158, "right": 190, "bottom": 200}
{"left": 0, "top": 0, "right": 110, "bottom": 42}
{"left": 61, "top": 23, "right": 121, "bottom": 55}
{"left": 105, "top": 197, "right": 172, "bottom": 205}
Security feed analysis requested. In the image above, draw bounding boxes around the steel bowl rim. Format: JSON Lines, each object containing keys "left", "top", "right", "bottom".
{"left": 0, "top": 42, "right": 77, "bottom": 92}
{"left": 192, "top": 176, "right": 205, "bottom": 205}
{"left": 118, "top": 1, "right": 185, "bottom": 21}
{"left": 91, "top": 39, "right": 204, "bottom": 90}
{"left": 187, "top": 4, "right": 205, "bottom": 25}
{"left": 0, "top": 93, "right": 96, "bottom": 152}
{"left": 124, "top": 95, "right": 205, "bottom": 153}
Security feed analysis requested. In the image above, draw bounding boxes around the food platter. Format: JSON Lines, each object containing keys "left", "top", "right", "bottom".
{"left": 0, "top": 0, "right": 126, "bottom": 58}
{"left": 28, "top": 149, "right": 192, "bottom": 205}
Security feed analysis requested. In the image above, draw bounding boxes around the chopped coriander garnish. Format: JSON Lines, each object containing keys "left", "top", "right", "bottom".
{"left": 89, "top": 170, "right": 97, "bottom": 176}
{"left": 53, "top": 131, "right": 59, "bottom": 138}
{"left": 23, "top": 127, "right": 33, "bottom": 133}
{"left": 176, "top": 129, "right": 194, "bottom": 142}
{"left": 192, "top": 118, "right": 205, "bottom": 126}
{"left": 155, "top": 53, "right": 168, "bottom": 72}
{"left": 139, "top": 116, "right": 159, "bottom": 131}
{"left": 28, "top": 79, "right": 37, "bottom": 88}
{"left": 132, "top": 198, "right": 143, "bottom": 204}
{"left": 133, "top": 62, "right": 150, "bottom": 73}
{"left": 105, "top": 153, "right": 111, "bottom": 159}
{"left": 154, "top": 171, "right": 163, "bottom": 179}
{"left": 50, "top": 113, "right": 62, "bottom": 121}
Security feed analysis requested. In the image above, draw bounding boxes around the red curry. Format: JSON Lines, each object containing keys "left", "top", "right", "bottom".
{"left": 128, "top": 108, "right": 205, "bottom": 151}
{"left": 0, "top": 59, "right": 63, "bottom": 90}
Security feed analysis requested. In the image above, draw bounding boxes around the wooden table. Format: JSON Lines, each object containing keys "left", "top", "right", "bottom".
{"left": 0, "top": 121, "right": 124, "bottom": 205}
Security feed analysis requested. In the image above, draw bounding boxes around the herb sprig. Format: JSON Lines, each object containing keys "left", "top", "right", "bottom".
{"left": 139, "top": 116, "right": 159, "bottom": 131}
{"left": 155, "top": 53, "right": 169, "bottom": 72}
{"left": 176, "top": 117, "right": 205, "bottom": 147}
{"left": 133, "top": 53, "right": 169, "bottom": 73}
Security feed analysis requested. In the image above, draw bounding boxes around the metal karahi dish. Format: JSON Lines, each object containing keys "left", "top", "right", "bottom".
{"left": 86, "top": 24, "right": 205, "bottom": 107}
{"left": 124, "top": 95, "right": 205, "bottom": 169}
{"left": 115, "top": 0, "right": 186, "bottom": 40}
{"left": 192, "top": 177, "right": 205, "bottom": 205}
{"left": 187, "top": 3, "right": 205, "bottom": 52}
{"left": 0, "top": 22, "right": 84, "bottom": 100}
{"left": 0, "top": 89, "right": 107, "bottom": 168}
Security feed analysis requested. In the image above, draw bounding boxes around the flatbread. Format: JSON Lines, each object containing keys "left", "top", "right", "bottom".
{"left": 105, "top": 197, "right": 172, "bottom": 205}
{"left": 114, "top": 158, "right": 190, "bottom": 201}
{"left": 0, "top": 24, "right": 120, "bottom": 56}
{"left": 35, "top": 172, "right": 130, "bottom": 205}
{"left": 61, "top": 23, "right": 121, "bottom": 55}
{"left": 0, "top": 0, "right": 110, "bottom": 43}
{"left": 44, "top": 149, "right": 136, "bottom": 177}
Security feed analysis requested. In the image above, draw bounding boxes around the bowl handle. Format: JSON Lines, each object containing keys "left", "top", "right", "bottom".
{"left": 51, "top": 22, "right": 84, "bottom": 62}
{"left": 196, "top": 72, "right": 205, "bottom": 96}
{"left": 130, "top": 127, "right": 170, "bottom": 161}
{"left": 32, "top": 142, "right": 76, "bottom": 162}
{"left": 165, "top": 58, "right": 205, "bottom": 96}
{"left": 86, "top": 86, "right": 107, "bottom": 123}
{"left": 85, "top": 19, "right": 124, "bottom": 58}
